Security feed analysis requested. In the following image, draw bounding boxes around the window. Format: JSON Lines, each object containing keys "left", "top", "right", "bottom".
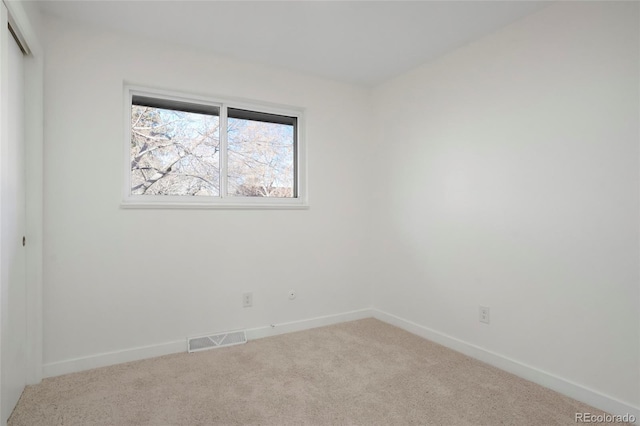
{"left": 123, "top": 87, "right": 306, "bottom": 208}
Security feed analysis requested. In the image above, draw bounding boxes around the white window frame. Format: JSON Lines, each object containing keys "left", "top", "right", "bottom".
{"left": 122, "top": 85, "right": 308, "bottom": 209}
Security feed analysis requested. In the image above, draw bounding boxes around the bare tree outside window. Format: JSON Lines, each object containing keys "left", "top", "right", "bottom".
{"left": 131, "top": 104, "right": 220, "bottom": 196}
{"left": 228, "top": 117, "right": 295, "bottom": 198}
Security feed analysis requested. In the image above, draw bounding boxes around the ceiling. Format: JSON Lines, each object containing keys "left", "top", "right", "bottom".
{"left": 36, "top": 1, "right": 549, "bottom": 87}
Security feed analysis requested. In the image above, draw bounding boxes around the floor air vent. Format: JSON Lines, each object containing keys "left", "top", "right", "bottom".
{"left": 188, "top": 330, "right": 247, "bottom": 353}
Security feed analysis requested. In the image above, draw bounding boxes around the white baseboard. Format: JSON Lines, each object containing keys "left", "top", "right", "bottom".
{"left": 373, "top": 309, "right": 640, "bottom": 424}
{"left": 42, "top": 339, "right": 187, "bottom": 378}
{"left": 246, "top": 308, "right": 373, "bottom": 340}
{"left": 42, "top": 308, "right": 374, "bottom": 379}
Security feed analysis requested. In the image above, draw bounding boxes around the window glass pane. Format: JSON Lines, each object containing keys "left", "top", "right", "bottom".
{"left": 131, "top": 104, "right": 220, "bottom": 196}
{"left": 227, "top": 114, "right": 295, "bottom": 198}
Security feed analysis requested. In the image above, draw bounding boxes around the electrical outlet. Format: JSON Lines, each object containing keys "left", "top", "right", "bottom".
{"left": 243, "top": 292, "right": 253, "bottom": 308}
{"left": 479, "top": 306, "right": 490, "bottom": 324}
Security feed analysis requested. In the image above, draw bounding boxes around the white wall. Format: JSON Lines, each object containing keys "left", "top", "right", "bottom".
{"left": 41, "top": 16, "right": 373, "bottom": 371}
{"left": 371, "top": 1, "right": 639, "bottom": 411}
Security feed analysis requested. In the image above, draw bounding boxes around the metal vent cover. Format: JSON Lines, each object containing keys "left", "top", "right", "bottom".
{"left": 188, "top": 330, "right": 247, "bottom": 353}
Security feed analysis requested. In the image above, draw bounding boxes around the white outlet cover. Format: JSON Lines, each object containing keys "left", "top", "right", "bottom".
{"left": 479, "top": 306, "right": 490, "bottom": 324}
{"left": 243, "top": 292, "right": 253, "bottom": 307}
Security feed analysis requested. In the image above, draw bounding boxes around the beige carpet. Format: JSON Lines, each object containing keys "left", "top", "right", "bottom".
{"left": 9, "top": 319, "right": 614, "bottom": 425}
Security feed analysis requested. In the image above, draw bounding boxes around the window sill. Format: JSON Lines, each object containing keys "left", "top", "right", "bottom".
{"left": 120, "top": 200, "right": 310, "bottom": 210}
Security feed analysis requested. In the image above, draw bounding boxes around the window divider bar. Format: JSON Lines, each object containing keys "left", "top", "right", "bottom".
{"left": 293, "top": 123, "right": 298, "bottom": 198}
{"left": 220, "top": 105, "right": 228, "bottom": 199}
